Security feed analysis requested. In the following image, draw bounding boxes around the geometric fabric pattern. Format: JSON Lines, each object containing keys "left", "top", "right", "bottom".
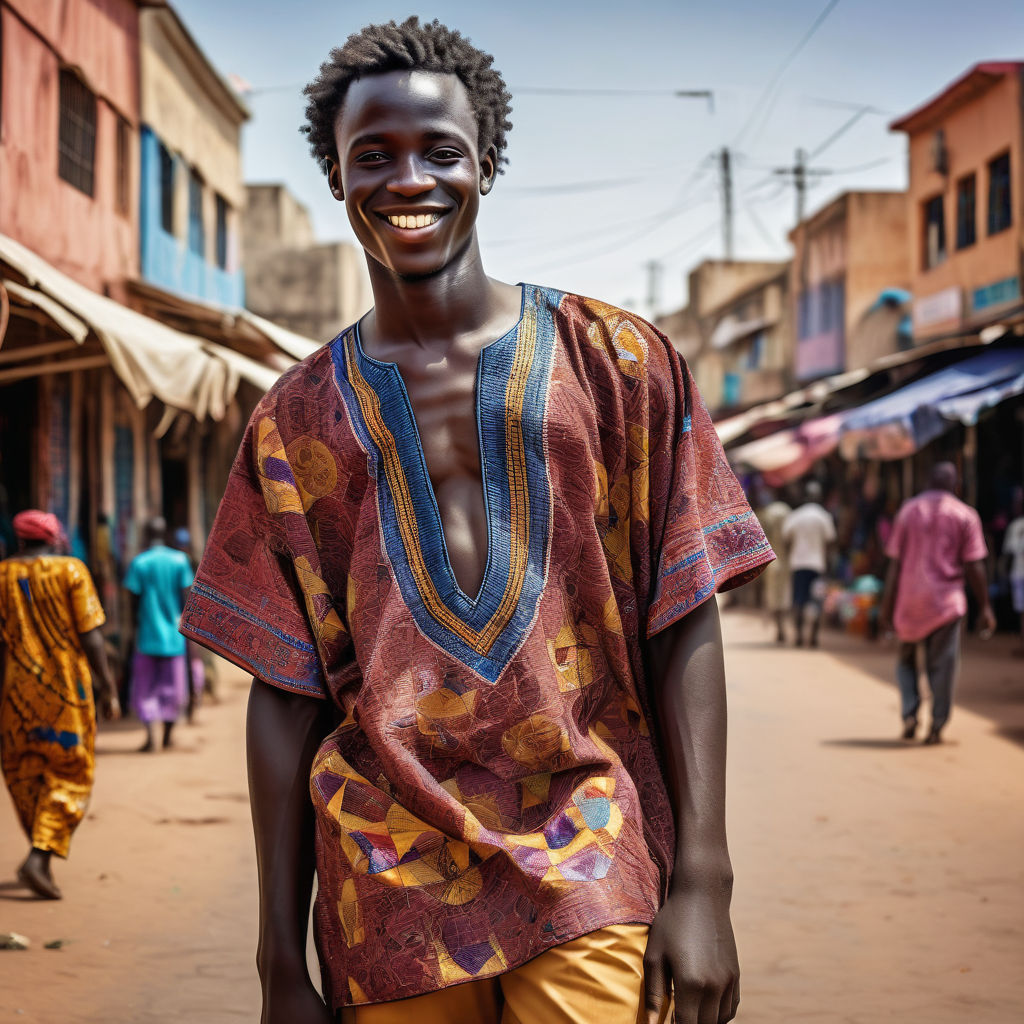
{"left": 182, "top": 288, "right": 773, "bottom": 1010}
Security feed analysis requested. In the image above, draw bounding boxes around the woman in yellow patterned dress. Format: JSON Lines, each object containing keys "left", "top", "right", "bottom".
{"left": 0, "top": 510, "right": 119, "bottom": 899}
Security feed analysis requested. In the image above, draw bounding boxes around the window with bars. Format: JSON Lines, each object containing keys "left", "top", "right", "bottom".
{"left": 956, "top": 174, "right": 976, "bottom": 250}
{"left": 116, "top": 117, "right": 131, "bottom": 215}
{"left": 58, "top": 69, "right": 97, "bottom": 196}
{"left": 988, "top": 152, "right": 1012, "bottom": 235}
{"left": 215, "top": 194, "right": 229, "bottom": 269}
{"left": 158, "top": 141, "right": 175, "bottom": 233}
{"left": 188, "top": 168, "right": 204, "bottom": 256}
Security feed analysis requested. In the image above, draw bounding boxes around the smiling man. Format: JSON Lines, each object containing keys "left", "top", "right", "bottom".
{"left": 181, "top": 17, "right": 772, "bottom": 1024}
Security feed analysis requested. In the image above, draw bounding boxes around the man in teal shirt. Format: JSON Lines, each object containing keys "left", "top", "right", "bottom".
{"left": 124, "top": 516, "right": 194, "bottom": 751}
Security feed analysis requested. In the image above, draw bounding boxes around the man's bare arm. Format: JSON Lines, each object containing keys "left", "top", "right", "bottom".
{"left": 247, "top": 679, "right": 334, "bottom": 1024}
{"left": 879, "top": 558, "right": 900, "bottom": 634}
{"left": 79, "top": 626, "right": 119, "bottom": 719}
{"left": 965, "top": 559, "right": 996, "bottom": 636}
{"left": 643, "top": 596, "right": 739, "bottom": 1024}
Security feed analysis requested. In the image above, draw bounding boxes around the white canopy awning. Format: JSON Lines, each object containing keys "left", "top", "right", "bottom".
{"left": 0, "top": 232, "right": 284, "bottom": 419}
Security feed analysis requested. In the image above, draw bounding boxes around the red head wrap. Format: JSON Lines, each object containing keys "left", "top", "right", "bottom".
{"left": 12, "top": 510, "right": 63, "bottom": 546}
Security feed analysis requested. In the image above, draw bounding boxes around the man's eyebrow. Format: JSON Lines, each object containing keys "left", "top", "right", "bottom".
{"left": 349, "top": 133, "right": 390, "bottom": 148}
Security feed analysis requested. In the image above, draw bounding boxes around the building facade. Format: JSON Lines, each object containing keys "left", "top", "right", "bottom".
{"left": 0, "top": 0, "right": 139, "bottom": 293}
{"left": 137, "top": 3, "right": 248, "bottom": 307}
{"left": 789, "top": 190, "right": 910, "bottom": 383}
{"left": 243, "top": 183, "right": 371, "bottom": 342}
{"left": 891, "top": 62, "right": 1024, "bottom": 343}
{"left": 656, "top": 260, "right": 793, "bottom": 415}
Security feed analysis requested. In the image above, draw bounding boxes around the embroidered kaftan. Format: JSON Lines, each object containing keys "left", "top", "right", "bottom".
{"left": 182, "top": 286, "right": 773, "bottom": 1010}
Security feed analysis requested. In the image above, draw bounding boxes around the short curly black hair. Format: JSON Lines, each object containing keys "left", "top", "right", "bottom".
{"left": 302, "top": 17, "right": 513, "bottom": 178}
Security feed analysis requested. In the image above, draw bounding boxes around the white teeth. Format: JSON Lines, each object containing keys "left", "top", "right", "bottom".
{"left": 386, "top": 213, "right": 440, "bottom": 228}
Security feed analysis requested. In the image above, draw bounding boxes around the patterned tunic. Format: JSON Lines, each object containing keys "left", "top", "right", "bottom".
{"left": 182, "top": 287, "right": 772, "bottom": 1009}
{"left": 0, "top": 556, "right": 106, "bottom": 857}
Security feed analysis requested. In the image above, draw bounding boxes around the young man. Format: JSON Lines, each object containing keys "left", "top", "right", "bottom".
{"left": 124, "top": 516, "right": 194, "bottom": 751}
{"left": 182, "top": 18, "right": 772, "bottom": 1024}
{"left": 880, "top": 462, "right": 994, "bottom": 744}
{"left": 781, "top": 481, "right": 835, "bottom": 648}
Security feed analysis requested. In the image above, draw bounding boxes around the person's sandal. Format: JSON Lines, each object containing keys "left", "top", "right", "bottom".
{"left": 901, "top": 716, "right": 918, "bottom": 740}
{"left": 923, "top": 728, "right": 942, "bottom": 745}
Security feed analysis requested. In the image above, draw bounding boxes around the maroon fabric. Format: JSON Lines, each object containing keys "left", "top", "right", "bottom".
{"left": 182, "top": 289, "right": 772, "bottom": 1009}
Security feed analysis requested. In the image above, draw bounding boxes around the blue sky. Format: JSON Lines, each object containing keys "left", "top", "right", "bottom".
{"left": 173, "top": 0, "right": 1024, "bottom": 320}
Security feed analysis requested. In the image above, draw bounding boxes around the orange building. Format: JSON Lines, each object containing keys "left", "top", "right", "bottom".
{"left": 891, "top": 62, "right": 1024, "bottom": 342}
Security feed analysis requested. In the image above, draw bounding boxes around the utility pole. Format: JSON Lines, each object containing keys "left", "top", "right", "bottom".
{"left": 773, "top": 147, "right": 831, "bottom": 229}
{"left": 719, "top": 147, "right": 734, "bottom": 261}
{"left": 645, "top": 260, "right": 663, "bottom": 322}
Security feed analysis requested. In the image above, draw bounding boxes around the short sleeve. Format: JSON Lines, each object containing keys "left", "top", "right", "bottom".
{"left": 645, "top": 334, "right": 774, "bottom": 637}
{"left": 884, "top": 510, "right": 903, "bottom": 560}
{"left": 123, "top": 558, "right": 141, "bottom": 595}
{"left": 823, "top": 510, "right": 837, "bottom": 542}
{"left": 68, "top": 559, "right": 106, "bottom": 634}
{"left": 179, "top": 556, "right": 195, "bottom": 590}
{"left": 180, "top": 401, "right": 335, "bottom": 698}
{"left": 961, "top": 510, "right": 987, "bottom": 563}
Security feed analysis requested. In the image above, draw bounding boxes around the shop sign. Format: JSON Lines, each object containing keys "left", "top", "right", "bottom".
{"left": 971, "top": 275, "right": 1020, "bottom": 314}
{"left": 912, "top": 286, "right": 962, "bottom": 330}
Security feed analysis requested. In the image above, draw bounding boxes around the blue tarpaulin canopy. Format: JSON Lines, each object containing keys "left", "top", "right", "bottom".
{"left": 838, "top": 346, "right": 1024, "bottom": 460}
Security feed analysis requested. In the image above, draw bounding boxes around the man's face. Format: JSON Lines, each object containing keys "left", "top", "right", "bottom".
{"left": 329, "top": 69, "right": 495, "bottom": 279}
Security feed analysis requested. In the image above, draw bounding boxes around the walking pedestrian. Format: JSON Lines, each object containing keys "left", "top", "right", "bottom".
{"left": 1001, "top": 487, "right": 1024, "bottom": 654}
{"left": 180, "top": 17, "right": 774, "bottom": 1024}
{"left": 879, "top": 462, "right": 995, "bottom": 744}
{"left": 0, "top": 510, "right": 119, "bottom": 899}
{"left": 172, "top": 527, "right": 207, "bottom": 720}
{"left": 758, "top": 487, "right": 792, "bottom": 643}
{"left": 124, "top": 516, "right": 194, "bottom": 752}
{"left": 781, "top": 481, "right": 836, "bottom": 647}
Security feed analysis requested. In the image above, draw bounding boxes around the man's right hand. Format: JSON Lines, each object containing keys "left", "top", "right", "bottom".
{"left": 262, "top": 978, "right": 333, "bottom": 1024}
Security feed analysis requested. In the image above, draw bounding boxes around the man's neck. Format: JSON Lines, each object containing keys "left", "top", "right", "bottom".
{"left": 361, "top": 236, "right": 509, "bottom": 353}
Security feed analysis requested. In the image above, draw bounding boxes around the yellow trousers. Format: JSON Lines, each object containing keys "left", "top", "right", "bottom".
{"left": 340, "top": 924, "right": 671, "bottom": 1024}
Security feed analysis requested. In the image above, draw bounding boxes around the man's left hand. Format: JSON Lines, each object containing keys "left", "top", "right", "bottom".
{"left": 643, "top": 884, "right": 740, "bottom": 1024}
{"left": 977, "top": 605, "right": 997, "bottom": 639}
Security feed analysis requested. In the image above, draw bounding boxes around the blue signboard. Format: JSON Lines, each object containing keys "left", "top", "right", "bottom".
{"left": 972, "top": 275, "right": 1020, "bottom": 314}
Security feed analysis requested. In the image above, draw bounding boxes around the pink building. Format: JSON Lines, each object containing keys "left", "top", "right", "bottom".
{"left": 0, "top": 0, "right": 140, "bottom": 294}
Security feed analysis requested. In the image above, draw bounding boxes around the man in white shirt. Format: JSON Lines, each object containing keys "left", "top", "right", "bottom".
{"left": 1002, "top": 487, "right": 1024, "bottom": 653}
{"left": 782, "top": 481, "right": 836, "bottom": 647}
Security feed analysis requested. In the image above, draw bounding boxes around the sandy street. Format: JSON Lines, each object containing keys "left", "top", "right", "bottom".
{"left": 2, "top": 609, "right": 1023, "bottom": 1023}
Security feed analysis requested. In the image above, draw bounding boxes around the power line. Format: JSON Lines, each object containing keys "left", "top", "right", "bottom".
{"left": 732, "top": 0, "right": 843, "bottom": 148}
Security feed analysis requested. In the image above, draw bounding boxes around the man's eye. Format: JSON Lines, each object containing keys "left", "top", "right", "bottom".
{"left": 431, "top": 148, "right": 462, "bottom": 161}
{"left": 355, "top": 152, "right": 388, "bottom": 164}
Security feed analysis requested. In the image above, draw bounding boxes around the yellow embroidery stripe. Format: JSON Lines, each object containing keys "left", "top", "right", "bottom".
{"left": 345, "top": 312, "right": 537, "bottom": 657}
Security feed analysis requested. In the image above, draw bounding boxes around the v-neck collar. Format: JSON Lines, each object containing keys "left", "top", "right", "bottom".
{"left": 331, "top": 285, "right": 557, "bottom": 683}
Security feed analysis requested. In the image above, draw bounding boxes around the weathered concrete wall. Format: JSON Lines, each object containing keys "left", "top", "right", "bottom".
{"left": 0, "top": 0, "right": 139, "bottom": 290}
{"left": 244, "top": 242, "right": 372, "bottom": 343}
{"left": 845, "top": 191, "right": 910, "bottom": 360}
{"left": 245, "top": 184, "right": 315, "bottom": 253}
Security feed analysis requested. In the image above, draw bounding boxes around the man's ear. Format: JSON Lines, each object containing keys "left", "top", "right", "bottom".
{"left": 479, "top": 145, "right": 499, "bottom": 196}
{"left": 327, "top": 158, "right": 345, "bottom": 201}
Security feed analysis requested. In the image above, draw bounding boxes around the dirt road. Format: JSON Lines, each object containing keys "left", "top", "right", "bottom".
{"left": 2, "top": 610, "right": 1022, "bottom": 1022}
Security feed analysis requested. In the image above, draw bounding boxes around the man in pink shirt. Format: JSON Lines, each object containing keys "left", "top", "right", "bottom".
{"left": 880, "top": 462, "right": 994, "bottom": 744}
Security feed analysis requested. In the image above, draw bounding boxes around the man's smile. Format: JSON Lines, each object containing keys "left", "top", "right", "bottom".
{"left": 374, "top": 209, "right": 449, "bottom": 232}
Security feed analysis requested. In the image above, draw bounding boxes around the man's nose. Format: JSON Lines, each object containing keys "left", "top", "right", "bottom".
{"left": 386, "top": 156, "right": 436, "bottom": 197}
